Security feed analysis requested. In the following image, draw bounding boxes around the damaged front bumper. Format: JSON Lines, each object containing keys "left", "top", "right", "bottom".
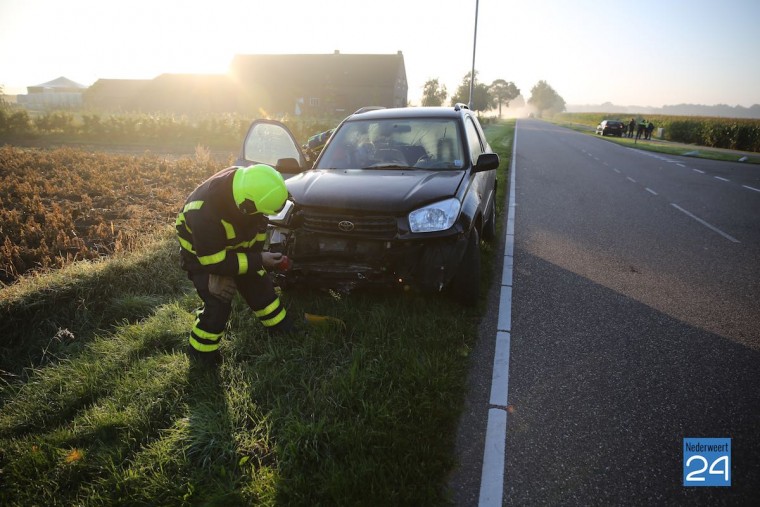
{"left": 266, "top": 226, "right": 469, "bottom": 294}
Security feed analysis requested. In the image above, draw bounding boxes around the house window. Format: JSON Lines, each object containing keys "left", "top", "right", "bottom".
{"left": 309, "top": 97, "right": 320, "bottom": 107}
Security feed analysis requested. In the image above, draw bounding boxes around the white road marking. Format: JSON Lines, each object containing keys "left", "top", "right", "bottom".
{"left": 676, "top": 163, "right": 686, "bottom": 167}
{"left": 646, "top": 188, "right": 658, "bottom": 195}
{"left": 498, "top": 287, "right": 512, "bottom": 332}
{"left": 613, "top": 168, "right": 621, "bottom": 174}
{"left": 627, "top": 176, "right": 637, "bottom": 183}
{"left": 714, "top": 176, "right": 730, "bottom": 182}
{"left": 626, "top": 148, "right": 678, "bottom": 165}
{"left": 670, "top": 204, "right": 740, "bottom": 243}
{"left": 501, "top": 257, "right": 513, "bottom": 286}
{"left": 743, "top": 184, "right": 760, "bottom": 193}
{"left": 479, "top": 124, "right": 518, "bottom": 506}
{"left": 489, "top": 332, "right": 511, "bottom": 406}
{"left": 479, "top": 409, "right": 507, "bottom": 506}
{"left": 693, "top": 169, "right": 705, "bottom": 174}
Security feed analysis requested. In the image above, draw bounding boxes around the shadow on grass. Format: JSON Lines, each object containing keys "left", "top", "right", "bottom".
{"left": 0, "top": 239, "right": 192, "bottom": 379}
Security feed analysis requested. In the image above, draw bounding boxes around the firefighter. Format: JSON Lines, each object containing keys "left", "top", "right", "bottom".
{"left": 636, "top": 119, "right": 647, "bottom": 141}
{"left": 176, "top": 164, "right": 338, "bottom": 365}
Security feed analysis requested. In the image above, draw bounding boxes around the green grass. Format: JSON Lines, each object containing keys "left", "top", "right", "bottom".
{"left": 0, "top": 121, "right": 516, "bottom": 506}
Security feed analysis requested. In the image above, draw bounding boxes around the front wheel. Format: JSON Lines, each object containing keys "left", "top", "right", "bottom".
{"left": 449, "top": 229, "right": 481, "bottom": 306}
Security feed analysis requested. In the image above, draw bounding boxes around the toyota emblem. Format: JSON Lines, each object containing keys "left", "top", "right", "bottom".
{"left": 338, "top": 220, "right": 355, "bottom": 232}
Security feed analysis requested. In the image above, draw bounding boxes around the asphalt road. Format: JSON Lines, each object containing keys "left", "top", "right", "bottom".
{"left": 449, "top": 119, "right": 760, "bottom": 505}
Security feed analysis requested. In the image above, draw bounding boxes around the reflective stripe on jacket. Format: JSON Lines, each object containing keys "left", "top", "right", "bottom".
{"left": 176, "top": 166, "right": 268, "bottom": 275}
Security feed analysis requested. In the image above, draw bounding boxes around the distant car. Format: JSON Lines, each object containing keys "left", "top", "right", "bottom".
{"left": 234, "top": 104, "right": 500, "bottom": 304}
{"left": 596, "top": 120, "right": 625, "bottom": 137}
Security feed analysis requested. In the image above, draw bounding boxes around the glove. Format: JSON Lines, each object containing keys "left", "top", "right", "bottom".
{"left": 261, "top": 252, "right": 283, "bottom": 269}
{"left": 208, "top": 274, "right": 236, "bottom": 303}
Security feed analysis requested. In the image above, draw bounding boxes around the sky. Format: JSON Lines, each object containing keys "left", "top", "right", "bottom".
{"left": 1, "top": 0, "right": 759, "bottom": 108}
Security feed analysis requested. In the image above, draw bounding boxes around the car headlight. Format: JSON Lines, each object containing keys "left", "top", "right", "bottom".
{"left": 408, "top": 198, "right": 461, "bottom": 233}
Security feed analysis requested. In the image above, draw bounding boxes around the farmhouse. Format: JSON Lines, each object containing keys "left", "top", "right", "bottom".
{"left": 81, "top": 51, "right": 407, "bottom": 116}
{"left": 85, "top": 75, "right": 239, "bottom": 114}
{"left": 230, "top": 51, "right": 408, "bottom": 116}
{"left": 83, "top": 79, "right": 150, "bottom": 111}
{"left": 16, "top": 76, "right": 86, "bottom": 110}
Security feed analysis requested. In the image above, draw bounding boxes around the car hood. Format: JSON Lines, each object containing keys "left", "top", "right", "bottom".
{"left": 285, "top": 169, "right": 466, "bottom": 212}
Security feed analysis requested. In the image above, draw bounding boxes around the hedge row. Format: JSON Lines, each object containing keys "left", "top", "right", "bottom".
{"left": 558, "top": 112, "right": 760, "bottom": 153}
{"left": 0, "top": 109, "right": 336, "bottom": 149}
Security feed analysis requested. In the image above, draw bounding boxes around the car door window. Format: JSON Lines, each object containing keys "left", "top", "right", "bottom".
{"left": 244, "top": 122, "right": 301, "bottom": 167}
{"left": 464, "top": 117, "right": 484, "bottom": 163}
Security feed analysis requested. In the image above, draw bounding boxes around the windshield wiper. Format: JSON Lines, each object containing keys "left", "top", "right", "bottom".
{"left": 364, "top": 163, "right": 414, "bottom": 169}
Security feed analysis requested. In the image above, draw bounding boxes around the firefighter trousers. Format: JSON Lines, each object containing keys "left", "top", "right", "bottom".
{"left": 187, "top": 269, "right": 292, "bottom": 354}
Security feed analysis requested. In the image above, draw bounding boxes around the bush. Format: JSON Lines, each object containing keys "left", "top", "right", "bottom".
{"left": 0, "top": 109, "right": 33, "bottom": 136}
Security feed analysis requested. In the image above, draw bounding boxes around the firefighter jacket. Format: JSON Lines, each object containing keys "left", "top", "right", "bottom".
{"left": 176, "top": 166, "right": 268, "bottom": 275}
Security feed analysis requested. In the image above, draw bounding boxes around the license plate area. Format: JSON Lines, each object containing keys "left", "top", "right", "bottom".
{"left": 296, "top": 232, "right": 388, "bottom": 259}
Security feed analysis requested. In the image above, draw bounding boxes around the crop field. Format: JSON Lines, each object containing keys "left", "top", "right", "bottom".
{"left": 0, "top": 145, "right": 227, "bottom": 284}
{"left": 0, "top": 122, "right": 515, "bottom": 505}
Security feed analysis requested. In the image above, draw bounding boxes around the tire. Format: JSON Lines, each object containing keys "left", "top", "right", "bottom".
{"left": 449, "top": 228, "right": 481, "bottom": 306}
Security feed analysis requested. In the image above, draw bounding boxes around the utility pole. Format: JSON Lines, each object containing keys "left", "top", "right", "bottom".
{"left": 468, "top": 0, "right": 480, "bottom": 110}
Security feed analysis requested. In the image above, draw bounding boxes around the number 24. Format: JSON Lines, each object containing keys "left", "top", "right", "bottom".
{"left": 685, "top": 455, "right": 729, "bottom": 482}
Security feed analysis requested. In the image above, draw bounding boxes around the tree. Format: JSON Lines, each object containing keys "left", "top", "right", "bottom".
{"left": 421, "top": 78, "right": 448, "bottom": 107}
{"left": 450, "top": 71, "right": 494, "bottom": 112}
{"left": 527, "top": 80, "right": 566, "bottom": 117}
{"left": 489, "top": 79, "right": 520, "bottom": 118}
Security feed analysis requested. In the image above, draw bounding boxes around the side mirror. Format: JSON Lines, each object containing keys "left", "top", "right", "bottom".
{"left": 474, "top": 153, "right": 499, "bottom": 172}
{"left": 276, "top": 157, "right": 302, "bottom": 173}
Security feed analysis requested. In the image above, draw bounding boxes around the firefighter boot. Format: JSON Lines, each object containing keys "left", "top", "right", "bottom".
{"left": 186, "top": 344, "right": 221, "bottom": 368}
{"left": 304, "top": 313, "right": 347, "bottom": 333}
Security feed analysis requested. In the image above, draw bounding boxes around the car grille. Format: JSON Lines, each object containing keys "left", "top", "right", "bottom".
{"left": 302, "top": 211, "right": 398, "bottom": 238}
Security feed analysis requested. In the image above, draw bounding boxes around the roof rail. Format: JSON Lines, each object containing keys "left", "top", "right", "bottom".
{"left": 353, "top": 106, "right": 386, "bottom": 114}
{"left": 454, "top": 103, "right": 470, "bottom": 111}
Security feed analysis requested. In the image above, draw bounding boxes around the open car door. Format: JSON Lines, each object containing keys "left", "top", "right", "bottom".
{"left": 234, "top": 119, "right": 307, "bottom": 179}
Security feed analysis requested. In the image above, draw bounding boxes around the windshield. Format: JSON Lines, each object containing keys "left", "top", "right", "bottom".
{"left": 316, "top": 118, "right": 464, "bottom": 170}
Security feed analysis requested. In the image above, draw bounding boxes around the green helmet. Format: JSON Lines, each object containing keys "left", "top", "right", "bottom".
{"left": 232, "top": 164, "right": 287, "bottom": 215}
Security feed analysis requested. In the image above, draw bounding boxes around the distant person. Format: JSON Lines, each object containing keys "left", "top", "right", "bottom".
{"left": 628, "top": 118, "right": 636, "bottom": 138}
{"left": 636, "top": 119, "right": 647, "bottom": 141}
{"left": 646, "top": 121, "right": 655, "bottom": 140}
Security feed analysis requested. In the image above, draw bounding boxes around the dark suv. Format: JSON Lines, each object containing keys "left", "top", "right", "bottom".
{"left": 595, "top": 119, "right": 625, "bottom": 137}
{"left": 235, "top": 105, "right": 499, "bottom": 304}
